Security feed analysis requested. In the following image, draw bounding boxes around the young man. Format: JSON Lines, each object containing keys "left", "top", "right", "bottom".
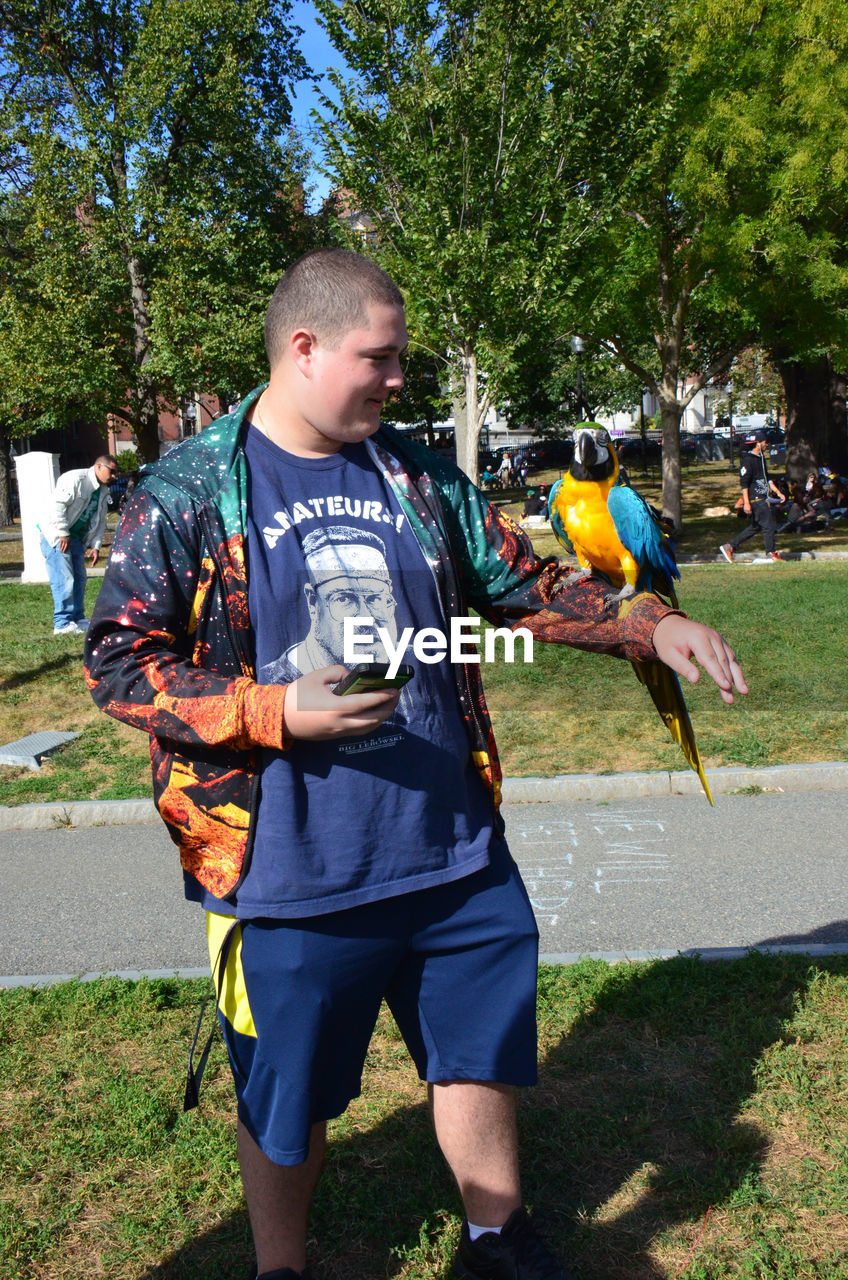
{"left": 85, "top": 249, "right": 747, "bottom": 1280}
{"left": 720, "top": 429, "right": 787, "bottom": 563}
{"left": 40, "top": 453, "right": 118, "bottom": 634}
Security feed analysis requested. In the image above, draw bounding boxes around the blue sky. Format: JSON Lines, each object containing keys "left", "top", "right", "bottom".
{"left": 288, "top": 2, "right": 344, "bottom": 207}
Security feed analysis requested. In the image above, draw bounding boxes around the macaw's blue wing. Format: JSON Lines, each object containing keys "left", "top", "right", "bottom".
{"left": 547, "top": 479, "right": 574, "bottom": 555}
{"left": 631, "top": 657, "right": 714, "bottom": 804}
{"left": 607, "top": 482, "right": 679, "bottom": 604}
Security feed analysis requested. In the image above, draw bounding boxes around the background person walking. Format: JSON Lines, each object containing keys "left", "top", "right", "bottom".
{"left": 39, "top": 454, "right": 117, "bottom": 634}
{"left": 720, "top": 430, "right": 786, "bottom": 563}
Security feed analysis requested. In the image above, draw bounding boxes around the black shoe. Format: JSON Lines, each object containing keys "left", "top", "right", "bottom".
{"left": 249, "top": 1268, "right": 308, "bottom": 1280}
{"left": 453, "top": 1207, "right": 573, "bottom": 1279}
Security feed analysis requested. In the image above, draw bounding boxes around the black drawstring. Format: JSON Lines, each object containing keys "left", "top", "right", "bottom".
{"left": 184, "top": 919, "right": 240, "bottom": 1112}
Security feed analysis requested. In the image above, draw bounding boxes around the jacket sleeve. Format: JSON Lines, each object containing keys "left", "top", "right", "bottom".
{"left": 84, "top": 487, "right": 290, "bottom": 753}
{"left": 439, "top": 466, "right": 678, "bottom": 663}
{"left": 49, "top": 471, "right": 78, "bottom": 540}
{"left": 87, "top": 490, "right": 108, "bottom": 550}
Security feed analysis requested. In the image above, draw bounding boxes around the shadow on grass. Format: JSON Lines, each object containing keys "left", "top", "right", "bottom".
{"left": 137, "top": 950, "right": 845, "bottom": 1280}
{"left": 140, "top": 1099, "right": 458, "bottom": 1280}
{"left": 0, "top": 649, "right": 82, "bottom": 691}
{"left": 525, "top": 954, "right": 796, "bottom": 1280}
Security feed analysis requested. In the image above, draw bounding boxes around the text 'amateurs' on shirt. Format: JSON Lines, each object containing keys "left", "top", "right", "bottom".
{"left": 185, "top": 425, "right": 495, "bottom": 918}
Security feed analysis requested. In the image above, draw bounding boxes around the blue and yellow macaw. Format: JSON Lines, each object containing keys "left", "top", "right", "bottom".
{"left": 549, "top": 424, "right": 713, "bottom": 803}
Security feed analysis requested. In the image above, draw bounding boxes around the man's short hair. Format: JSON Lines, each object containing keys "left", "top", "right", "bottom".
{"left": 95, "top": 454, "right": 118, "bottom": 468}
{"left": 265, "top": 249, "right": 404, "bottom": 366}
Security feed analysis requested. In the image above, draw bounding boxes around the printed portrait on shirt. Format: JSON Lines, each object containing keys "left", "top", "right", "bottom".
{"left": 260, "top": 524, "right": 397, "bottom": 677}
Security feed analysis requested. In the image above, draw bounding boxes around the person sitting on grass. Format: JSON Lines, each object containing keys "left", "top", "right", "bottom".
{"left": 521, "top": 488, "right": 548, "bottom": 526}
{"left": 826, "top": 473, "right": 848, "bottom": 519}
{"left": 804, "top": 473, "right": 834, "bottom": 528}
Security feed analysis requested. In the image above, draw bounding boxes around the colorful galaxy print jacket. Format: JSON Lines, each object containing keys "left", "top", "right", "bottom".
{"left": 84, "top": 388, "right": 675, "bottom": 902}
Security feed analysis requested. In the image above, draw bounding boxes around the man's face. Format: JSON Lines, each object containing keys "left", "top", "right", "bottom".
{"left": 297, "top": 303, "right": 408, "bottom": 452}
{"left": 306, "top": 571, "right": 398, "bottom": 664}
{"left": 96, "top": 461, "right": 118, "bottom": 485}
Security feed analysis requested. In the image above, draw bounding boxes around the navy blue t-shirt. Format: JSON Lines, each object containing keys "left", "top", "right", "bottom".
{"left": 186, "top": 425, "right": 495, "bottom": 917}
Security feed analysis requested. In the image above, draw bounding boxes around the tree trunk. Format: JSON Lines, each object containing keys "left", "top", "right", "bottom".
{"left": 132, "top": 378, "right": 162, "bottom": 462}
{"left": 127, "top": 253, "right": 160, "bottom": 461}
{"left": 775, "top": 354, "right": 848, "bottom": 478}
{"left": 659, "top": 396, "right": 684, "bottom": 532}
{"left": 0, "top": 424, "right": 13, "bottom": 527}
{"left": 452, "top": 347, "right": 482, "bottom": 485}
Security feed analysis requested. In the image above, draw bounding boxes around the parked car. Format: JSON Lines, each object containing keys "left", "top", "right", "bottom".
{"left": 525, "top": 438, "right": 574, "bottom": 470}
{"left": 616, "top": 436, "right": 663, "bottom": 465}
{"left": 107, "top": 472, "right": 136, "bottom": 510}
{"left": 477, "top": 449, "right": 501, "bottom": 474}
{"left": 760, "top": 427, "right": 786, "bottom": 458}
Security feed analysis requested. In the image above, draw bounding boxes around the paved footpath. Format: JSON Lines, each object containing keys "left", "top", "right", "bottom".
{"left": 2, "top": 768, "right": 847, "bottom": 984}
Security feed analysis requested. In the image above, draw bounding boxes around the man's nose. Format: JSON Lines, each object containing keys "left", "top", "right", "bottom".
{"left": 384, "top": 356, "right": 404, "bottom": 389}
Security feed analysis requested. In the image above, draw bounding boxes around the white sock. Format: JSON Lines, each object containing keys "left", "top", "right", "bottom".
{"left": 467, "top": 1221, "right": 503, "bottom": 1241}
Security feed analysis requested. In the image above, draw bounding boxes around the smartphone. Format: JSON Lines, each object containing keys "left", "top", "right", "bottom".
{"left": 333, "top": 662, "right": 414, "bottom": 695}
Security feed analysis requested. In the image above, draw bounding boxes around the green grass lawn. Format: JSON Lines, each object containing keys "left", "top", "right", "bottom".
{"left": 2, "top": 954, "right": 847, "bottom": 1279}
{"left": 1, "top": 556, "right": 846, "bottom": 805}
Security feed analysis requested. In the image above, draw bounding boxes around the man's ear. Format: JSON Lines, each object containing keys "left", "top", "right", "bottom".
{"left": 290, "top": 327, "right": 318, "bottom": 376}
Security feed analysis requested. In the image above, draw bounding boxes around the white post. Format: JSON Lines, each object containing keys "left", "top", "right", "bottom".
{"left": 15, "top": 451, "right": 59, "bottom": 583}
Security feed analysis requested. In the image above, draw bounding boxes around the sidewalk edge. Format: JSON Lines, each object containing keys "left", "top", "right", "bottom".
{"left": 2, "top": 762, "right": 847, "bottom": 829}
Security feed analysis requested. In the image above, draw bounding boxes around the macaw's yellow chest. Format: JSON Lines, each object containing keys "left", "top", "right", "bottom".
{"left": 562, "top": 487, "right": 627, "bottom": 581}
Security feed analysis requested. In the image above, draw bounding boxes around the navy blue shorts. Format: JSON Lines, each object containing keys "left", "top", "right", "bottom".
{"left": 207, "top": 847, "right": 539, "bottom": 1166}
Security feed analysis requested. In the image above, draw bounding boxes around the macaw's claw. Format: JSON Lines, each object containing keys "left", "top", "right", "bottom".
{"left": 607, "top": 582, "right": 637, "bottom": 603}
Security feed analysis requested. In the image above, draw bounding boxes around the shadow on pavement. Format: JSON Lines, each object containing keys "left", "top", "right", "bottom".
{"left": 754, "top": 920, "right": 848, "bottom": 945}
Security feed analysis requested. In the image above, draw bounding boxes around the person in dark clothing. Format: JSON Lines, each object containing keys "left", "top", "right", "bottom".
{"left": 521, "top": 488, "right": 547, "bottom": 520}
{"left": 720, "top": 430, "right": 787, "bottom": 562}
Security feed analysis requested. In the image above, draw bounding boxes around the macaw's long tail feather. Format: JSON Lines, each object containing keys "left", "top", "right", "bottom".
{"left": 630, "top": 658, "right": 714, "bottom": 804}
{"left": 653, "top": 580, "right": 680, "bottom": 611}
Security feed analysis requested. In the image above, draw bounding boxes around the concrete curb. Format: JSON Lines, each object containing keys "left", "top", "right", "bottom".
{"left": 696, "top": 548, "right": 848, "bottom": 564}
{"left": 2, "top": 761, "right": 847, "bottom": 830}
{"left": 5, "top": 944, "right": 848, "bottom": 989}
{"left": 501, "top": 761, "right": 848, "bottom": 804}
{"left": 0, "top": 798, "right": 158, "bottom": 830}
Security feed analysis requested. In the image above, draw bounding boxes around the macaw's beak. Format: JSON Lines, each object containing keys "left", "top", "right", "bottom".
{"left": 578, "top": 431, "right": 597, "bottom": 469}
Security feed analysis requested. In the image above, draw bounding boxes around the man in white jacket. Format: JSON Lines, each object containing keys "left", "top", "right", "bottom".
{"left": 39, "top": 455, "right": 118, "bottom": 634}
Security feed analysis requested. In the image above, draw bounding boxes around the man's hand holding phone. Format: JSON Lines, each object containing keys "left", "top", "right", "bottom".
{"left": 282, "top": 664, "right": 410, "bottom": 742}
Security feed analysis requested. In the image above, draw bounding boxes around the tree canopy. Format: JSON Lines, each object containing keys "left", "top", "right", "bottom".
{"left": 313, "top": 0, "right": 667, "bottom": 482}
{"left": 517, "top": 0, "right": 848, "bottom": 522}
{"left": 0, "top": 0, "right": 314, "bottom": 460}
{"left": 315, "top": 0, "right": 848, "bottom": 514}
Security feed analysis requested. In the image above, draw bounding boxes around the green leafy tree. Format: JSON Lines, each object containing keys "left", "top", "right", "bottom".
{"left": 383, "top": 345, "right": 451, "bottom": 447}
{"left": 567, "top": 3, "right": 760, "bottom": 528}
{"left": 0, "top": 0, "right": 313, "bottom": 461}
{"left": 0, "top": 189, "right": 30, "bottom": 524}
{"left": 312, "top": 0, "right": 666, "bottom": 483}
{"left": 576, "top": 0, "right": 848, "bottom": 525}
{"left": 500, "top": 334, "right": 645, "bottom": 436}
{"left": 710, "top": 347, "right": 784, "bottom": 425}
{"left": 723, "top": 0, "right": 848, "bottom": 473}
